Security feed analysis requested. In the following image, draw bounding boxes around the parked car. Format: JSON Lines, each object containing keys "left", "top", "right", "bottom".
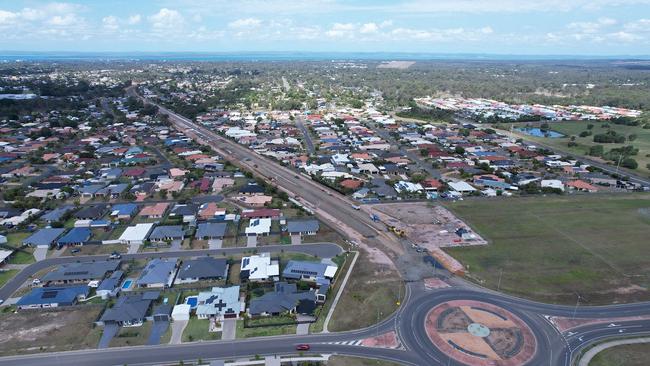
{"left": 109, "top": 252, "right": 122, "bottom": 260}
{"left": 32, "top": 278, "right": 41, "bottom": 286}
{"left": 71, "top": 248, "right": 80, "bottom": 254}
{"left": 295, "top": 344, "right": 310, "bottom": 351}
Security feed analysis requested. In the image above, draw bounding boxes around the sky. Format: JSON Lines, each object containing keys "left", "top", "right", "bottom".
{"left": 0, "top": 0, "right": 649, "bottom": 56}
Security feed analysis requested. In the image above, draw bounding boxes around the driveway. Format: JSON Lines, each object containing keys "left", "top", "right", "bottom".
{"left": 97, "top": 323, "right": 119, "bottom": 349}
{"left": 291, "top": 235, "right": 302, "bottom": 245}
{"left": 147, "top": 321, "right": 170, "bottom": 345}
{"left": 170, "top": 240, "right": 182, "bottom": 251}
{"left": 170, "top": 319, "right": 188, "bottom": 344}
{"left": 208, "top": 239, "right": 222, "bottom": 249}
{"left": 33, "top": 247, "right": 48, "bottom": 262}
{"left": 246, "top": 236, "right": 257, "bottom": 247}
{"left": 296, "top": 315, "right": 315, "bottom": 335}
{"left": 221, "top": 319, "right": 236, "bottom": 340}
{"left": 127, "top": 243, "right": 140, "bottom": 254}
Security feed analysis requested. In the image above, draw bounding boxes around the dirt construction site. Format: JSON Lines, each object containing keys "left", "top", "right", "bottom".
{"left": 365, "top": 203, "right": 488, "bottom": 274}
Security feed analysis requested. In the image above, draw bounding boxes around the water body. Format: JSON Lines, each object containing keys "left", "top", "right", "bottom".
{"left": 516, "top": 127, "right": 565, "bottom": 138}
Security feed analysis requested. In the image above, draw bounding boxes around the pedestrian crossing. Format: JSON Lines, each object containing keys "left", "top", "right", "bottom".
{"left": 325, "top": 340, "right": 364, "bottom": 346}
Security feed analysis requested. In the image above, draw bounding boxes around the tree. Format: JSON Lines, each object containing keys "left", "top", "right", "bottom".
{"left": 621, "top": 158, "right": 638, "bottom": 169}
{"left": 454, "top": 146, "right": 465, "bottom": 155}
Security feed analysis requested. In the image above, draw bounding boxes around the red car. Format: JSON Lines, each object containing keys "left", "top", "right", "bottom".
{"left": 295, "top": 344, "right": 310, "bottom": 351}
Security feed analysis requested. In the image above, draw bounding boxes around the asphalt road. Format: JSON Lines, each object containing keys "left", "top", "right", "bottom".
{"left": 0, "top": 243, "right": 342, "bottom": 301}
{"left": 295, "top": 116, "right": 315, "bottom": 154}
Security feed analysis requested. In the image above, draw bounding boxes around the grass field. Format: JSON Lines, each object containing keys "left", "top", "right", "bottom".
{"left": 444, "top": 194, "right": 650, "bottom": 305}
{"left": 510, "top": 121, "right": 650, "bottom": 176}
{"left": 329, "top": 249, "right": 403, "bottom": 332}
{"left": 0, "top": 270, "right": 18, "bottom": 287}
{"left": 590, "top": 343, "right": 650, "bottom": 366}
{"left": 0, "top": 306, "right": 103, "bottom": 356}
{"left": 109, "top": 322, "right": 152, "bottom": 347}
{"left": 235, "top": 319, "right": 296, "bottom": 338}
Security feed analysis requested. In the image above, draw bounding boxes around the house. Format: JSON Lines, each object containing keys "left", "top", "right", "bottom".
{"left": 245, "top": 218, "right": 272, "bottom": 236}
{"left": 75, "top": 205, "right": 108, "bottom": 220}
{"left": 23, "top": 228, "right": 66, "bottom": 248}
{"left": 17, "top": 285, "right": 89, "bottom": 309}
{"left": 56, "top": 227, "right": 92, "bottom": 247}
{"left": 169, "top": 204, "right": 199, "bottom": 223}
{"left": 148, "top": 225, "right": 184, "bottom": 243}
{"left": 0, "top": 249, "right": 14, "bottom": 265}
{"left": 196, "top": 286, "right": 242, "bottom": 320}
{"left": 42, "top": 260, "right": 119, "bottom": 285}
{"left": 394, "top": 181, "right": 423, "bottom": 194}
{"left": 283, "top": 260, "right": 338, "bottom": 284}
{"left": 172, "top": 304, "right": 191, "bottom": 321}
{"left": 566, "top": 180, "right": 599, "bottom": 192}
{"left": 448, "top": 181, "right": 477, "bottom": 194}
{"left": 110, "top": 203, "right": 139, "bottom": 220}
{"left": 99, "top": 292, "right": 155, "bottom": 326}
{"left": 119, "top": 223, "right": 155, "bottom": 245}
{"left": 238, "top": 182, "right": 266, "bottom": 196}
{"left": 249, "top": 282, "right": 317, "bottom": 317}
{"left": 138, "top": 202, "right": 169, "bottom": 219}
{"left": 240, "top": 253, "right": 279, "bottom": 282}
{"left": 237, "top": 195, "right": 273, "bottom": 207}
{"left": 198, "top": 202, "right": 226, "bottom": 221}
{"left": 175, "top": 257, "right": 229, "bottom": 284}
{"left": 196, "top": 222, "right": 228, "bottom": 240}
{"left": 541, "top": 179, "right": 565, "bottom": 191}
{"left": 96, "top": 270, "right": 124, "bottom": 299}
{"left": 286, "top": 219, "right": 320, "bottom": 236}
{"left": 241, "top": 208, "right": 281, "bottom": 219}
{"left": 40, "top": 205, "right": 76, "bottom": 223}
{"left": 136, "top": 258, "right": 178, "bottom": 288}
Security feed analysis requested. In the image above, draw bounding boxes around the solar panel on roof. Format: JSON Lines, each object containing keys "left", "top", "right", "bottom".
{"left": 63, "top": 271, "right": 90, "bottom": 276}
{"left": 41, "top": 291, "right": 58, "bottom": 299}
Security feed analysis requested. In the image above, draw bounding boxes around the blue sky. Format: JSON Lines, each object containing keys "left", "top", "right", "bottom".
{"left": 0, "top": 0, "right": 649, "bottom": 55}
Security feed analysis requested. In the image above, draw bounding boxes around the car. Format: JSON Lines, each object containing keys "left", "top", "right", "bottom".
{"left": 32, "top": 278, "right": 41, "bottom": 286}
{"left": 294, "top": 175, "right": 300, "bottom": 179}
{"left": 295, "top": 344, "right": 310, "bottom": 351}
{"left": 70, "top": 248, "right": 80, "bottom": 254}
{"left": 109, "top": 252, "right": 122, "bottom": 260}
{"left": 0, "top": 299, "right": 3, "bottom": 305}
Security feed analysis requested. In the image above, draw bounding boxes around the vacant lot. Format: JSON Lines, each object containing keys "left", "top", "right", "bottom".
{"left": 329, "top": 249, "right": 403, "bottom": 331}
{"left": 510, "top": 121, "right": 650, "bottom": 176}
{"left": 590, "top": 344, "right": 650, "bottom": 366}
{"left": 0, "top": 306, "right": 103, "bottom": 356}
{"left": 444, "top": 194, "right": 650, "bottom": 305}
{"left": 0, "top": 270, "right": 18, "bottom": 287}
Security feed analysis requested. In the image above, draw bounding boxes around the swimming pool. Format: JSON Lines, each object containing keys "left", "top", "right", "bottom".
{"left": 185, "top": 296, "right": 198, "bottom": 308}
{"left": 121, "top": 279, "right": 133, "bottom": 290}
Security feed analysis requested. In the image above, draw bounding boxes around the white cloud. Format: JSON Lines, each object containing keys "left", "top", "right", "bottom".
{"left": 228, "top": 17, "right": 262, "bottom": 28}
{"left": 46, "top": 14, "right": 79, "bottom": 26}
{"left": 128, "top": 14, "right": 142, "bottom": 25}
{"left": 102, "top": 15, "right": 119, "bottom": 31}
{"left": 149, "top": 8, "right": 184, "bottom": 30}
{"left": 360, "top": 22, "right": 379, "bottom": 34}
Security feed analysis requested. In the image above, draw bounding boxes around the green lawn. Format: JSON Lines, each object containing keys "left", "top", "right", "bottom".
{"left": 5, "top": 232, "right": 30, "bottom": 248}
{"left": 109, "top": 322, "right": 152, "bottom": 347}
{"left": 235, "top": 319, "right": 296, "bottom": 338}
{"left": 7, "top": 250, "right": 35, "bottom": 265}
{"left": 181, "top": 318, "right": 221, "bottom": 342}
{"left": 0, "top": 270, "right": 18, "bottom": 287}
{"left": 590, "top": 343, "right": 650, "bottom": 366}
{"left": 510, "top": 121, "right": 650, "bottom": 176}
{"left": 444, "top": 194, "right": 650, "bottom": 305}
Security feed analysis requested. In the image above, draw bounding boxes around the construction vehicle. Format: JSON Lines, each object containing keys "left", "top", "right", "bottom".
{"left": 388, "top": 226, "right": 406, "bottom": 237}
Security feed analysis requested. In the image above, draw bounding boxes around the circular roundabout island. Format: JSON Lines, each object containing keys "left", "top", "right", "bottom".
{"left": 425, "top": 300, "right": 537, "bottom": 366}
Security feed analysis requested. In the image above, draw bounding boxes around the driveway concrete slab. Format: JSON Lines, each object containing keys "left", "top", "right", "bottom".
{"left": 170, "top": 239, "right": 182, "bottom": 251}
{"left": 296, "top": 315, "right": 315, "bottom": 335}
{"left": 147, "top": 321, "right": 170, "bottom": 345}
{"left": 291, "top": 235, "right": 302, "bottom": 245}
{"left": 127, "top": 243, "right": 140, "bottom": 254}
{"left": 208, "top": 239, "right": 222, "bottom": 249}
{"left": 33, "top": 247, "right": 47, "bottom": 262}
{"left": 246, "top": 236, "right": 257, "bottom": 247}
{"left": 97, "top": 323, "right": 119, "bottom": 349}
{"left": 221, "top": 319, "right": 236, "bottom": 340}
{"left": 170, "top": 320, "right": 188, "bottom": 344}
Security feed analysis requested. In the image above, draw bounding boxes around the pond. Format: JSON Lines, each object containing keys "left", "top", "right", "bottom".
{"left": 516, "top": 127, "right": 565, "bottom": 138}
